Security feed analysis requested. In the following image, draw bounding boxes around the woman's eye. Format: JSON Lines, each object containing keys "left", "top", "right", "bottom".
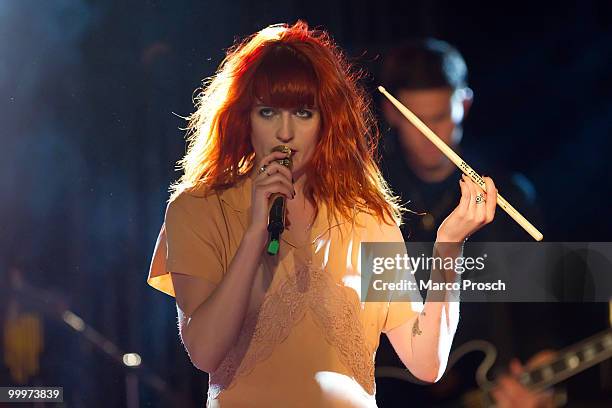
{"left": 259, "top": 108, "right": 275, "bottom": 118}
{"left": 295, "top": 109, "right": 313, "bottom": 119}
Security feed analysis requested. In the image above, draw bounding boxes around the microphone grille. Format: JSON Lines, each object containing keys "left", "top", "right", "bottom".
{"left": 271, "top": 145, "right": 293, "bottom": 169}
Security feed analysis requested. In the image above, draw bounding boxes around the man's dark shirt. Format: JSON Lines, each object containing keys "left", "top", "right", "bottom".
{"left": 379, "top": 130, "right": 542, "bottom": 243}
{"left": 374, "top": 130, "right": 566, "bottom": 407}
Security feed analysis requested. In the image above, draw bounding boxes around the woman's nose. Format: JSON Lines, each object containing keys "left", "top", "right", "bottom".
{"left": 276, "top": 112, "right": 294, "bottom": 142}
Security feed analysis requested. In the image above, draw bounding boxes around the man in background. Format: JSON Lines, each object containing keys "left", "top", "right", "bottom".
{"left": 376, "top": 39, "right": 557, "bottom": 407}
{"left": 379, "top": 38, "right": 540, "bottom": 243}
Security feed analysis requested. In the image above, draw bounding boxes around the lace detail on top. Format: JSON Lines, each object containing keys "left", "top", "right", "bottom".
{"left": 208, "top": 257, "right": 376, "bottom": 399}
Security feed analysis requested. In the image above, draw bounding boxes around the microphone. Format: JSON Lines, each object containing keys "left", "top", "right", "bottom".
{"left": 266, "top": 145, "right": 293, "bottom": 255}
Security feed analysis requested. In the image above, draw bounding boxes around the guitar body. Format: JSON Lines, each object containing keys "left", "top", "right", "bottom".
{"left": 376, "top": 328, "right": 612, "bottom": 408}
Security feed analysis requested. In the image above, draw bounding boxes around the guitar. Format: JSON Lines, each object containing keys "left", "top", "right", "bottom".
{"left": 376, "top": 328, "right": 612, "bottom": 407}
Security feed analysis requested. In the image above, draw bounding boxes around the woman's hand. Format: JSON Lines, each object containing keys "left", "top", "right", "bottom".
{"left": 247, "top": 150, "right": 295, "bottom": 240}
{"left": 437, "top": 174, "right": 497, "bottom": 243}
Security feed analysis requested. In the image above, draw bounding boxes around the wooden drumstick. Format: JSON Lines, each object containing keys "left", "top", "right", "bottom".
{"left": 378, "top": 86, "right": 543, "bottom": 241}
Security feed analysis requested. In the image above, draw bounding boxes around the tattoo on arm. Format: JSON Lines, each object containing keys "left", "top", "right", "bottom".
{"left": 412, "top": 312, "right": 425, "bottom": 336}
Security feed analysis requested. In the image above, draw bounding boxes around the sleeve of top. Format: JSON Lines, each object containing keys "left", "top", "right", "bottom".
{"left": 382, "top": 296, "right": 423, "bottom": 334}
{"left": 363, "top": 213, "right": 423, "bottom": 334}
{"left": 147, "top": 193, "right": 225, "bottom": 297}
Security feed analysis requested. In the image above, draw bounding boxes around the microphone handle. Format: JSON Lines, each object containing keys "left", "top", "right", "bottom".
{"left": 266, "top": 145, "right": 292, "bottom": 255}
{"left": 267, "top": 195, "right": 286, "bottom": 234}
{"left": 266, "top": 194, "right": 286, "bottom": 255}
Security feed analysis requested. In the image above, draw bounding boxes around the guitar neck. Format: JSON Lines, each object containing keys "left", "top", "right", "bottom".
{"left": 518, "top": 328, "right": 612, "bottom": 392}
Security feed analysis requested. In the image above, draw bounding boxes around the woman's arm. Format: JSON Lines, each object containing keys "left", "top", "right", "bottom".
{"left": 386, "top": 241, "right": 463, "bottom": 382}
{"left": 172, "top": 150, "right": 294, "bottom": 373}
{"left": 172, "top": 227, "right": 267, "bottom": 373}
{"left": 387, "top": 175, "right": 497, "bottom": 382}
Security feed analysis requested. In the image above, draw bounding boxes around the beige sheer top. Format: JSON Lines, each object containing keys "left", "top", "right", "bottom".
{"left": 148, "top": 177, "right": 422, "bottom": 407}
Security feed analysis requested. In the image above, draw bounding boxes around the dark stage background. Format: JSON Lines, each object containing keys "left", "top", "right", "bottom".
{"left": 1, "top": 0, "right": 611, "bottom": 407}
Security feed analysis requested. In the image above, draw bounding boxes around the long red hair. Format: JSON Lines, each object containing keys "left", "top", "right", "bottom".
{"left": 170, "top": 21, "right": 403, "bottom": 226}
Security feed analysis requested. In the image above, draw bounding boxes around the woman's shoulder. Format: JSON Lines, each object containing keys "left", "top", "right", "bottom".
{"left": 350, "top": 206, "right": 402, "bottom": 243}
{"left": 166, "top": 186, "right": 224, "bottom": 223}
{"left": 351, "top": 205, "right": 397, "bottom": 228}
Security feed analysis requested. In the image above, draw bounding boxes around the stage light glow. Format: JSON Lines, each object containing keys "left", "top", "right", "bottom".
{"left": 123, "top": 353, "right": 142, "bottom": 367}
{"left": 62, "top": 311, "right": 85, "bottom": 331}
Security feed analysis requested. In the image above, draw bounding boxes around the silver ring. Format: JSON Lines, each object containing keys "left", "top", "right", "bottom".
{"left": 258, "top": 165, "right": 268, "bottom": 175}
{"left": 475, "top": 193, "right": 486, "bottom": 204}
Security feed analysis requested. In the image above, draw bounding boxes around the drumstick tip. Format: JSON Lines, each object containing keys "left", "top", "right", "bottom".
{"left": 377, "top": 86, "right": 386, "bottom": 94}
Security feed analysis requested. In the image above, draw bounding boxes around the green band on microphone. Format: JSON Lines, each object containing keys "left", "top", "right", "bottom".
{"left": 267, "top": 239, "right": 280, "bottom": 255}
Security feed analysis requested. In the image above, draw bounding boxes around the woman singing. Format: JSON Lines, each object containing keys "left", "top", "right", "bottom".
{"left": 148, "top": 21, "right": 497, "bottom": 407}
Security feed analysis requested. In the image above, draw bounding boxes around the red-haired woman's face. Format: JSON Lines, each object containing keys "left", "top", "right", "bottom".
{"left": 250, "top": 103, "right": 321, "bottom": 177}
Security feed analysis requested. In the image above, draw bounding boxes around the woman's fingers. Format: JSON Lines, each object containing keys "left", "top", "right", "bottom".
{"left": 258, "top": 161, "right": 293, "bottom": 182}
{"left": 483, "top": 176, "right": 497, "bottom": 223}
{"left": 457, "top": 177, "right": 470, "bottom": 218}
{"left": 474, "top": 178, "right": 488, "bottom": 225}
{"left": 254, "top": 150, "right": 294, "bottom": 198}
{"left": 462, "top": 174, "right": 477, "bottom": 217}
{"left": 463, "top": 174, "right": 496, "bottom": 226}
{"left": 256, "top": 150, "right": 292, "bottom": 176}
{"left": 254, "top": 173, "right": 294, "bottom": 199}
{"left": 248, "top": 151, "right": 295, "bottom": 235}
{"left": 439, "top": 174, "right": 498, "bottom": 243}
